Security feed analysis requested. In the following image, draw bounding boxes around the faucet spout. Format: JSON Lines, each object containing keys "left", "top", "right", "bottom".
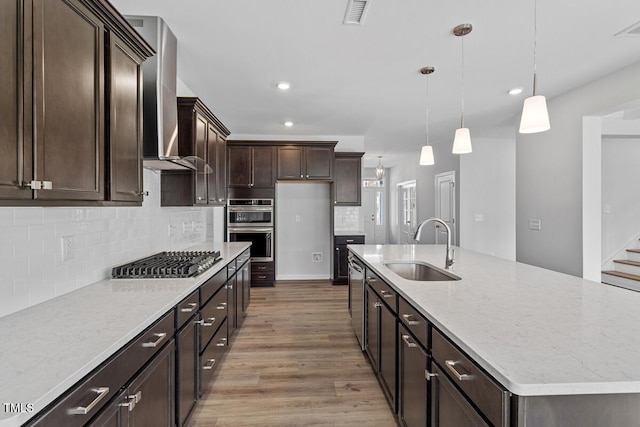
{"left": 413, "top": 217, "right": 454, "bottom": 270}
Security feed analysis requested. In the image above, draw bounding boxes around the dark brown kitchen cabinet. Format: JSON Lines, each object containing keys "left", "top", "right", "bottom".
{"left": 276, "top": 144, "right": 334, "bottom": 181}
{"left": 227, "top": 145, "right": 275, "bottom": 189}
{"left": 107, "top": 32, "right": 144, "bottom": 203}
{"left": 365, "top": 273, "right": 397, "bottom": 412}
{"left": 176, "top": 291, "right": 199, "bottom": 427}
{"left": 226, "top": 261, "right": 238, "bottom": 337}
{"left": 161, "top": 97, "right": 230, "bottom": 207}
{"left": 333, "top": 152, "right": 364, "bottom": 206}
{"left": 0, "top": 0, "right": 152, "bottom": 206}
{"left": 398, "top": 323, "right": 429, "bottom": 427}
{"left": 334, "top": 235, "right": 365, "bottom": 284}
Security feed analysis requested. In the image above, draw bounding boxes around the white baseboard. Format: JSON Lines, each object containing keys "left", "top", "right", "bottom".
{"left": 275, "top": 274, "right": 331, "bottom": 281}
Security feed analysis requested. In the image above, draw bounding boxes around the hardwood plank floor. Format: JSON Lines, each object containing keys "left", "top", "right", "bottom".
{"left": 188, "top": 281, "right": 397, "bottom": 427}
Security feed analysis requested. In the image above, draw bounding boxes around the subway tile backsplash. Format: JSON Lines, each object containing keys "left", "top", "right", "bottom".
{"left": 334, "top": 206, "right": 363, "bottom": 233}
{"left": 0, "top": 169, "right": 211, "bottom": 318}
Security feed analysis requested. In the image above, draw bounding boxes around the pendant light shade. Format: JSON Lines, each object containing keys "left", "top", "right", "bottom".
{"left": 375, "top": 156, "right": 385, "bottom": 179}
{"left": 519, "top": 0, "right": 550, "bottom": 134}
{"left": 519, "top": 95, "right": 550, "bottom": 133}
{"left": 452, "top": 128, "right": 472, "bottom": 154}
{"left": 419, "top": 66, "right": 435, "bottom": 166}
{"left": 452, "top": 24, "right": 473, "bottom": 154}
{"left": 419, "top": 145, "right": 434, "bottom": 165}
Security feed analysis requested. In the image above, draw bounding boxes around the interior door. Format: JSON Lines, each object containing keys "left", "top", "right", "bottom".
{"left": 435, "top": 172, "right": 455, "bottom": 245}
{"left": 396, "top": 181, "right": 416, "bottom": 244}
{"left": 363, "top": 186, "right": 386, "bottom": 244}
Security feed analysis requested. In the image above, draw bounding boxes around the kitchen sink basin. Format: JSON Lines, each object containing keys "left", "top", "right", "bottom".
{"left": 383, "top": 261, "right": 461, "bottom": 281}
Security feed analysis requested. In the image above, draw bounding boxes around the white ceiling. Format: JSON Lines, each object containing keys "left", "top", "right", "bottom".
{"left": 111, "top": 0, "right": 640, "bottom": 167}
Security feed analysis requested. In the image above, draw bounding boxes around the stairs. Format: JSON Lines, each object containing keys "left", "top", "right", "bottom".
{"left": 602, "top": 248, "right": 640, "bottom": 292}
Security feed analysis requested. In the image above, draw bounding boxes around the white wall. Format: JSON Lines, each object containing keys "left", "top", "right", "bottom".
{"left": 517, "top": 61, "right": 640, "bottom": 277}
{"left": 460, "top": 137, "right": 516, "bottom": 260}
{"left": 601, "top": 136, "right": 640, "bottom": 263}
{"left": 387, "top": 144, "right": 460, "bottom": 245}
{"left": 0, "top": 169, "right": 211, "bottom": 319}
{"left": 275, "top": 183, "right": 331, "bottom": 280}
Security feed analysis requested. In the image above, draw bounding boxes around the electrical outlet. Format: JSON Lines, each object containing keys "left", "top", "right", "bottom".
{"left": 312, "top": 252, "right": 322, "bottom": 262}
{"left": 295, "top": 215, "right": 301, "bottom": 223}
{"left": 474, "top": 214, "right": 484, "bottom": 222}
{"left": 61, "top": 236, "right": 75, "bottom": 261}
{"left": 528, "top": 219, "right": 541, "bottom": 231}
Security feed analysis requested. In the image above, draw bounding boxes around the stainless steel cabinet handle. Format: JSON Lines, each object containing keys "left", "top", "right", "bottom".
{"left": 257, "top": 275, "right": 267, "bottom": 280}
{"left": 195, "top": 319, "right": 205, "bottom": 325}
{"left": 373, "top": 301, "right": 382, "bottom": 308}
{"left": 202, "top": 317, "right": 216, "bottom": 327}
{"left": 346, "top": 239, "right": 354, "bottom": 243}
{"left": 425, "top": 370, "right": 438, "bottom": 381}
{"left": 228, "top": 284, "right": 234, "bottom": 290}
{"left": 216, "top": 303, "right": 227, "bottom": 310}
{"left": 380, "top": 290, "right": 393, "bottom": 298}
{"left": 180, "top": 302, "right": 198, "bottom": 313}
{"left": 197, "top": 196, "right": 204, "bottom": 201}
{"left": 67, "top": 387, "right": 110, "bottom": 415}
{"left": 119, "top": 391, "right": 142, "bottom": 412}
{"left": 445, "top": 360, "right": 473, "bottom": 381}
{"left": 203, "top": 358, "right": 216, "bottom": 370}
{"left": 142, "top": 332, "right": 167, "bottom": 348}
{"left": 366, "top": 278, "right": 377, "bottom": 284}
{"left": 401, "top": 334, "right": 417, "bottom": 348}
{"left": 216, "top": 337, "right": 228, "bottom": 347}
{"left": 42, "top": 180, "right": 53, "bottom": 190}
{"left": 402, "top": 314, "right": 420, "bottom": 326}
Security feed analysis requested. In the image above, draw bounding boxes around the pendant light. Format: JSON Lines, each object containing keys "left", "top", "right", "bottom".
{"left": 419, "top": 66, "right": 435, "bottom": 166}
{"left": 519, "top": 0, "right": 550, "bottom": 133}
{"left": 452, "top": 23, "right": 473, "bottom": 154}
{"left": 375, "top": 156, "right": 385, "bottom": 179}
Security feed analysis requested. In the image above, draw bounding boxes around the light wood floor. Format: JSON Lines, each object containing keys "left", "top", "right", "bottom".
{"left": 188, "top": 281, "right": 397, "bottom": 427}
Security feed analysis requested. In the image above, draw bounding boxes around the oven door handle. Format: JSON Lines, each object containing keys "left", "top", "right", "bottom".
{"left": 228, "top": 207, "right": 273, "bottom": 212}
{"left": 228, "top": 227, "right": 273, "bottom": 233}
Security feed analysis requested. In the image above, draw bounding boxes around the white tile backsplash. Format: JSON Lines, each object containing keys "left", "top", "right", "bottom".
{"left": 334, "top": 206, "right": 363, "bottom": 233}
{"left": 0, "top": 169, "right": 213, "bottom": 318}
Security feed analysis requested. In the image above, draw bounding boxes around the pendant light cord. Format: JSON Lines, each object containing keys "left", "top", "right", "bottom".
{"left": 426, "top": 73, "right": 430, "bottom": 146}
{"left": 461, "top": 34, "right": 465, "bottom": 128}
{"left": 532, "top": 0, "right": 538, "bottom": 96}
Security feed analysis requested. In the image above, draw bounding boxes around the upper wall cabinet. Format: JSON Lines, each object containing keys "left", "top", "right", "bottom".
{"left": 0, "top": 0, "right": 153, "bottom": 206}
{"left": 161, "top": 97, "right": 230, "bottom": 207}
{"left": 227, "top": 145, "right": 275, "bottom": 189}
{"left": 276, "top": 143, "right": 335, "bottom": 181}
{"left": 333, "top": 152, "right": 363, "bottom": 206}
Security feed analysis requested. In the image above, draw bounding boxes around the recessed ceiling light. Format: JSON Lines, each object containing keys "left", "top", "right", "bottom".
{"left": 277, "top": 82, "right": 291, "bottom": 90}
{"left": 509, "top": 87, "right": 523, "bottom": 95}
{"left": 284, "top": 121, "right": 294, "bottom": 127}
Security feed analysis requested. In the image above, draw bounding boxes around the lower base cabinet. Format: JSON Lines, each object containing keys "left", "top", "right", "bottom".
{"left": 398, "top": 324, "right": 429, "bottom": 427}
{"left": 176, "top": 316, "right": 198, "bottom": 426}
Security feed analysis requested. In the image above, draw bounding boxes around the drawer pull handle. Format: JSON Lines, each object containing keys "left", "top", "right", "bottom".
{"left": 445, "top": 360, "right": 474, "bottom": 381}
{"left": 373, "top": 302, "right": 382, "bottom": 308}
{"left": 180, "top": 302, "right": 198, "bottom": 313}
{"left": 366, "top": 278, "right": 377, "bottom": 284}
{"left": 346, "top": 239, "right": 355, "bottom": 243}
{"left": 380, "top": 290, "right": 393, "bottom": 298}
{"left": 257, "top": 275, "right": 267, "bottom": 280}
{"left": 216, "top": 337, "right": 228, "bottom": 347}
{"left": 257, "top": 266, "right": 266, "bottom": 270}
{"left": 142, "top": 332, "right": 167, "bottom": 348}
{"left": 401, "top": 334, "right": 417, "bottom": 348}
{"left": 203, "top": 358, "right": 216, "bottom": 370}
{"left": 402, "top": 314, "right": 420, "bottom": 326}
{"left": 202, "top": 317, "right": 216, "bottom": 327}
{"left": 67, "top": 387, "right": 110, "bottom": 415}
{"left": 217, "top": 303, "right": 228, "bottom": 310}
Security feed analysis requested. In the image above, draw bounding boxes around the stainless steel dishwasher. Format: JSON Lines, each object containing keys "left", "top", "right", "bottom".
{"left": 348, "top": 253, "right": 365, "bottom": 351}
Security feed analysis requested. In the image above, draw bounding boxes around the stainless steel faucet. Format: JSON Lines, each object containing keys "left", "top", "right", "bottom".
{"left": 413, "top": 217, "right": 454, "bottom": 270}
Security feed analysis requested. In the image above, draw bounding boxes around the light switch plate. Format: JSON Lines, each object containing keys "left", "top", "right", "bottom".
{"left": 61, "top": 236, "right": 75, "bottom": 261}
{"left": 529, "top": 219, "right": 541, "bottom": 231}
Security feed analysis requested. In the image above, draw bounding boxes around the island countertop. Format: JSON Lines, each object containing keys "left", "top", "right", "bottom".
{"left": 349, "top": 244, "right": 640, "bottom": 397}
{"left": 0, "top": 242, "right": 250, "bottom": 427}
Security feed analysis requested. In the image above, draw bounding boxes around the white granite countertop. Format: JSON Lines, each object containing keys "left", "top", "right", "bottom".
{"left": 0, "top": 242, "right": 250, "bottom": 427}
{"left": 349, "top": 244, "right": 640, "bottom": 397}
{"left": 334, "top": 230, "right": 366, "bottom": 237}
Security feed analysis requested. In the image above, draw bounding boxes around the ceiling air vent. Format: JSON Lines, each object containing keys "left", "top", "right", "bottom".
{"left": 343, "top": 0, "right": 370, "bottom": 25}
{"left": 615, "top": 20, "right": 640, "bottom": 37}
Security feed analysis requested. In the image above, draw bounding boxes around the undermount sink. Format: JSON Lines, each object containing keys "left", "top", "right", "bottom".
{"left": 383, "top": 261, "right": 461, "bottom": 281}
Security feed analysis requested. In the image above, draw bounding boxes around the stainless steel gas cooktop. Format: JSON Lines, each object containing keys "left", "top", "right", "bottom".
{"left": 111, "top": 251, "right": 221, "bottom": 279}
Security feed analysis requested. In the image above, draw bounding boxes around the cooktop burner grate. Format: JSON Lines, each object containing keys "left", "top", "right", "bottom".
{"left": 111, "top": 250, "right": 221, "bottom": 279}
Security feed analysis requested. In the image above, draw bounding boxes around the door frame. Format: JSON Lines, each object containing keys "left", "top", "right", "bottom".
{"left": 435, "top": 171, "right": 456, "bottom": 245}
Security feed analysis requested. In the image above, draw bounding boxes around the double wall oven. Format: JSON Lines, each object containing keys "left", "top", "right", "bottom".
{"left": 227, "top": 199, "right": 273, "bottom": 262}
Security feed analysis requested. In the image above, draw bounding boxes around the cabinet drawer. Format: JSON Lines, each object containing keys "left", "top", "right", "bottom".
{"left": 227, "top": 259, "right": 238, "bottom": 277}
{"left": 200, "top": 287, "right": 228, "bottom": 351}
{"left": 432, "top": 329, "right": 509, "bottom": 427}
{"left": 252, "top": 272, "right": 274, "bottom": 283}
{"left": 252, "top": 262, "right": 274, "bottom": 273}
{"left": 176, "top": 289, "right": 199, "bottom": 329}
{"left": 200, "top": 269, "right": 227, "bottom": 306}
{"left": 237, "top": 249, "right": 251, "bottom": 266}
{"left": 200, "top": 318, "right": 228, "bottom": 389}
{"left": 335, "top": 235, "right": 365, "bottom": 245}
{"left": 366, "top": 271, "right": 397, "bottom": 313}
{"left": 398, "top": 297, "right": 429, "bottom": 349}
{"left": 27, "top": 312, "right": 174, "bottom": 427}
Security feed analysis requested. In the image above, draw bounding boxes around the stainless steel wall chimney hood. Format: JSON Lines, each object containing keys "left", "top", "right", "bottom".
{"left": 125, "top": 16, "right": 194, "bottom": 170}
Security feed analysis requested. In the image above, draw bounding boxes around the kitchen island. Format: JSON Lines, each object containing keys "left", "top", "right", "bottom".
{"left": 349, "top": 244, "right": 640, "bottom": 426}
{"left": 0, "top": 242, "right": 250, "bottom": 427}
